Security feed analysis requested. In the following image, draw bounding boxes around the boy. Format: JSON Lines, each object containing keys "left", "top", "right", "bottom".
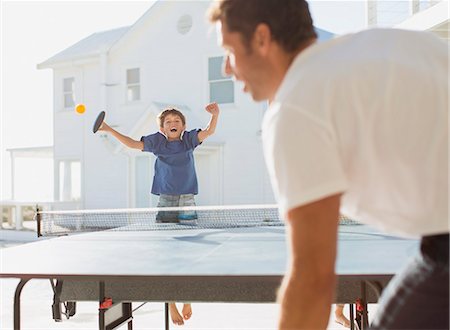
{"left": 97, "top": 102, "right": 220, "bottom": 325}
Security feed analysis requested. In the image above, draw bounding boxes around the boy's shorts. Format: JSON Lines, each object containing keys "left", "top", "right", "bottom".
{"left": 156, "top": 194, "right": 198, "bottom": 223}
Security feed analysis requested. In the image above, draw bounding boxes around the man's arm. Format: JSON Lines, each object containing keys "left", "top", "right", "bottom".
{"left": 278, "top": 194, "right": 341, "bottom": 330}
{"left": 198, "top": 102, "right": 220, "bottom": 142}
{"left": 98, "top": 122, "right": 144, "bottom": 150}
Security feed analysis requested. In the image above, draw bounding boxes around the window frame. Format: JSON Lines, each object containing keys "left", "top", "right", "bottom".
{"left": 63, "top": 77, "right": 76, "bottom": 109}
{"left": 208, "top": 56, "right": 234, "bottom": 105}
{"left": 126, "top": 67, "right": 141, "bottom": 103}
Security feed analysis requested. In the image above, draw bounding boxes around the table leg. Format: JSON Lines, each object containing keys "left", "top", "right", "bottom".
{"left": 349, "top": 303, "right": 355, "bottom": 330}
{"left": 14, "top": 279, "right": 30, "bottom": 330}
{"left": 165, "top": 302, "right": 169, "bottom": 330}
{"left": 361, "top": 281, "right": 369, "bottom": 329}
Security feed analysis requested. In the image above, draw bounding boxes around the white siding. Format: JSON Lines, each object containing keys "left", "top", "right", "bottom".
{"left": 51, "top": 1, "right": 276, "bottom": 209}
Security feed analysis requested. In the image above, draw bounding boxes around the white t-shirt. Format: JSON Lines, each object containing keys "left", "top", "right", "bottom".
{"left": 262, "top": 28, "right": 448, "bottom": 238}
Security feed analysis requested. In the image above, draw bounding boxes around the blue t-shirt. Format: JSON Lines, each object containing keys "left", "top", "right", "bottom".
{"left": 140, "top": 129, "right": 201, "bottom": 195}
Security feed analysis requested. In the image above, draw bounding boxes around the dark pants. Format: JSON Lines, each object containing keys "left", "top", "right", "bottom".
{"left": 371, "top": 233, "right": 449, "bottom": 330}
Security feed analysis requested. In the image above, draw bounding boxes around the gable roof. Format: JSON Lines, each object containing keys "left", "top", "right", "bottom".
{"left": 38, "top": 0, "right": 335, "bottom": 69}
{"left": 37, "top": 1, "right": 161, "bottom": 69}
{"left": 38, "top": 26, "right": 131, "bottom": 69}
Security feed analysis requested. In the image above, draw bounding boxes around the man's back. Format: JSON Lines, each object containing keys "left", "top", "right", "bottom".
{"left": 265, "top": 29, "right": 448, "bottom": 237}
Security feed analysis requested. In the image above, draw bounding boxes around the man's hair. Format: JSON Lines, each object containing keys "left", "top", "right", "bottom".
{"left": 208, "top": 0, "right": 317, "bottom": 52}
{"left": 157, "top": 108, "right": 186, "bottom": 127}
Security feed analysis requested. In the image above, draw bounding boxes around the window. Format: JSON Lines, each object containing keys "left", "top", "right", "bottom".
{"left": 59, "top": 160, "right": 81, "bottom": 201}
{"left": 208, "top": 56, "right": 234, "bottom": 104}
{"left": 127, "top": 68, "right": 140, "bottom": 102}
{"left": 63, "top": 77, "right": 75, "bottom": 108}
{"left": 177, "top": 14, "right": 193, "bottom": 35}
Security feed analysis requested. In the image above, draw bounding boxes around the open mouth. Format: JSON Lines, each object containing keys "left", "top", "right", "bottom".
{"left": 170, "top": 128, "right": 178, "bottom": 133}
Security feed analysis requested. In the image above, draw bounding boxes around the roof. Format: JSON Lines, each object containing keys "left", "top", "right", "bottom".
{"left": 395, "top": 1, "right": 449, "bottom": 42}
{"left": 38, "top": 0, "right": 335, "bottom": 70}
{"left": 6, "top": 146, "right": 53, "bottom": 158}
{"left": 316, "top": 27, "right": 335, "bottom": 41}
{"left": 37, "top": 26, "right": 130, "bottom": 69}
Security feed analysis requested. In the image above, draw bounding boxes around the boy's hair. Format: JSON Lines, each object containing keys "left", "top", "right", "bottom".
{"left": 208, "top": 0, "right": 317, "bottom": 53}
{"left": 157, "top": 108, "right": 186, "bottom": 127}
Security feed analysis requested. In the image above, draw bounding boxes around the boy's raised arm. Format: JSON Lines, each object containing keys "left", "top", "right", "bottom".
{"left": 98, "top": 122, "right": 144, "bottom": 150}
{"left": 198, "top": 102, "right": 220, "bottom": 142}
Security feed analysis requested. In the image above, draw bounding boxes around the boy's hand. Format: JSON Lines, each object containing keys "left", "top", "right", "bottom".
{"left": 205, "top": 102, "right": 220, "bottom": 116}
{"left": 98, "top": 122, "right": 110, "bottom": 132}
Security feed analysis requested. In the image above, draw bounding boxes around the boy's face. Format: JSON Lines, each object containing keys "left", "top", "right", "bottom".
{"left": 160, "top": 114, "right": 186, "bottom": 140}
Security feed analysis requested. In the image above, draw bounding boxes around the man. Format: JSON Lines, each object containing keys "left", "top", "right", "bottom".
{"left": 208, "top": 0, "right": 448, "bottom": 329}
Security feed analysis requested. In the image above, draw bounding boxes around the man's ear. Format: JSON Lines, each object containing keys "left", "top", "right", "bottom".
{"left": 253, "top": 23, "right": 272, "bottom": 56}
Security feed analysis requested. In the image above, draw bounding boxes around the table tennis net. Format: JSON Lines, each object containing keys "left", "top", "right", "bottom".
{"left": 35, "top": 204, "right": 360, "bottom": 237}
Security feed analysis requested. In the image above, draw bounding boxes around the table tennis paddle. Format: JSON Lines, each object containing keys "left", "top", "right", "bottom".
{"left": 93, "top": 111, "right": 105, "bottom": 133}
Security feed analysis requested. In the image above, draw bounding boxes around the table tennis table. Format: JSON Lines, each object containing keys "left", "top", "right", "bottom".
{"left": 0, "top": 205, "right": 419, "bottom": 330}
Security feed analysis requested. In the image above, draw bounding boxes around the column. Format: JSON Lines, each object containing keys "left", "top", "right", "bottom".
{"left": 366, "top": 0, "right": 378, "bottom": 27}
{"left": 62, "top": 161, "right": 72, "bottom": 201}
{"left": 409, "top": 0, "right": 420, "bottom": 15}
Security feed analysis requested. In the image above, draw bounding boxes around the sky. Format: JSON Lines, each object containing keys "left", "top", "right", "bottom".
{"left": 0, "top": 0, "right": 366, "bottom": 201}
{"left": 1, "top": 1, "right": 155, "bottom": 200}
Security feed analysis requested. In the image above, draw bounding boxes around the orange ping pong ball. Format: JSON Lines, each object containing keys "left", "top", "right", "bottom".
{"left": 75, "top": 104, "right": 86, "bottom": 114}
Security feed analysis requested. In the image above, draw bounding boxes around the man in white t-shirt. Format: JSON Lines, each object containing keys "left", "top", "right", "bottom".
{"left": 208, "top": 0, "right": 448, "bottom": 329}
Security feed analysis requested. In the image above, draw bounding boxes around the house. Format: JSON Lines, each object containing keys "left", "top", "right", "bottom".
{"left": 367, "top": 0, "right": 448, "bottom": 40}
{"left": 37, "top": 0, "right": 334, "bottom": 210}
{"left": 35, "top": 0, "right": 447, "bottom": 212}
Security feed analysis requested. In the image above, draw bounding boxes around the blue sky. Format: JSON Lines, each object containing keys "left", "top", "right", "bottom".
{"left": 0, "top": 0, "right": 366, "bottom": 201}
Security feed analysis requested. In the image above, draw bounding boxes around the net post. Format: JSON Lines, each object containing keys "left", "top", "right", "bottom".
{"left": 35, "top": 206, "right": 42, "bottom": 237}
